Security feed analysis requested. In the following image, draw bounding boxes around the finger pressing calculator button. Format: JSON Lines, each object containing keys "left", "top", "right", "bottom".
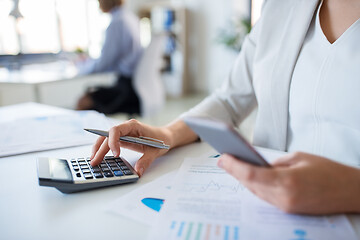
{"left": 103, "top": 171, "right": 113, "bottom": 178}
{"left": 123, "top": 170, "right": 133, "bottom": 175}
{"left": 113, "top": 170, "right": 123, "bottom": 176}
{"left": 84, "top": 173, "right": 93, "bottom": 179}
{"left": 93, "top": 172, "right": 103, "bottom": 178}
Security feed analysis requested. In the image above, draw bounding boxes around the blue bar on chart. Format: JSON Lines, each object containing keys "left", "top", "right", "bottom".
{"left": 168, "top": 221, "right": 240, "bottom": 240}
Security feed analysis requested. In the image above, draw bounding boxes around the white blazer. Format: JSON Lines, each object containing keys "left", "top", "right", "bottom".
{"left": 182, "top": 0, "right": 322, "bottom": 151}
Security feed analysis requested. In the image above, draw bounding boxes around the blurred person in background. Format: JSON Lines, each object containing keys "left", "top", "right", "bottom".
{"left": 76, "top": 0, "right": 143, "bottom": 114}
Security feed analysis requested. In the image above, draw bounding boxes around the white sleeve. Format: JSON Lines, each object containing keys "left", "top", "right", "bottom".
{"left": 180, "top": 20, "right": 261, "bottom": 128}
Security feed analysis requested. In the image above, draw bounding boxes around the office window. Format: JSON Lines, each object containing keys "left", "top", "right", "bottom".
{"left": 0, "top": 0, "right": 19, "bottom": 54}
{"left": 0, "top": 0, "right": 109, "bottom": 58}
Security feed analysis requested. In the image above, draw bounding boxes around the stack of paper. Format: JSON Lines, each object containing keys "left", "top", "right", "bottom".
{"left": 109, "top": 149, "right": 358, "bottom": 240}
{"left": 0, "top": 103, "right": 110, "bottom": 157}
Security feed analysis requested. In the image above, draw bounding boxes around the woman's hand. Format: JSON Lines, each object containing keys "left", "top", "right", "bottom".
{"left": 218, "top": 152, "right": 360, "bottom": 214}
{"left": 90, "top": 119, "right": 173, "bottom": 177}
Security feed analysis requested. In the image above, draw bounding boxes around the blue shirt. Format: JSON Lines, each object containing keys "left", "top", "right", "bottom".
{"left": 79, "top": 6, "right": 143, "bottom": 77}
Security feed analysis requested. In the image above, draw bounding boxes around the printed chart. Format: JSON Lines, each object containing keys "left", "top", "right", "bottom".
{"left": 167, "top": 221, "right": 240, "bottom": 240}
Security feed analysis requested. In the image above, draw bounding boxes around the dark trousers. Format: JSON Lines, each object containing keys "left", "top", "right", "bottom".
{"left": 89, "top": 75, "right": 140, "bottom": 115}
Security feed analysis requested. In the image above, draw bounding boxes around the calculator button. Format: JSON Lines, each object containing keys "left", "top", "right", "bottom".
{"left": 101, "top": 168, "right": 110, "bottom": 172}
{"left": 80, "top": 165, "right": 89, "bottom": 169}
{"left": 73, "top": 167, "right": 79, "bottom": 172}
{"left": 104, "top": 156, "right": 116, "bottom": 160}
{"left": 71, "top": 160, "right": 77, "bottom": 164}
{"left": 84, "top": 173, "right": 93, "bottom": 179}
{"left": 103, "top": 171, "right": 113, "bottom": 178}
{"left": 123, "top": 170, "right": 133, "bottom": 175}
{"left": 82, "top": 169, "right": 91, "bottom": 174}
{"left": 93, "top": 172, "right": 103, "bottom": 178}
{"left": 111, "top": 167, "right": 120, "bottom": 171}
{"left": 100, "top": 163, "right": 108, "bottom": 168}
{"left": 113, "top": 170, "right": 123, "bottom": 177}
{"left": 120, "top": 166, "right": 129, "bottom": 170}
{"left": 76, "top": 173, "right": 81, "bottom": 178}
{"left": 92, "top": 168, "right": 101, "bottom": 173}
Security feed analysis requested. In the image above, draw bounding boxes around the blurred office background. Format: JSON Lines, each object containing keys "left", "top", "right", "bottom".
{"left": 0, "top": 0, "right": 263, "bottom": 126}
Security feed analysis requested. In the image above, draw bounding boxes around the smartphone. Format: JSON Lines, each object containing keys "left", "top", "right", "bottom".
{"left": 184, "top": 117, "right": 270, "bottom": 167}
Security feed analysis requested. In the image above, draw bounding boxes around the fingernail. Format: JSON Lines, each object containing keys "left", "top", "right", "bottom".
{"left": 112, "top": 150, "right": 118, "bottom": 157}
{"left": 138, "top": 167, "right": 144, "bottom": 176}
{"left": 217, "top": 159, "right": 223, "bottom": 168}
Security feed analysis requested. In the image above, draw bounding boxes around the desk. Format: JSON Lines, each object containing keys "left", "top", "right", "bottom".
{"left": 0, "top": 140, "right": 212, "bottom": 240}
{"left": 1, "top": 142, "right": 360, "bottom": 239}
{"left": 0, "top": 63, "right": 116, "bottom": 108}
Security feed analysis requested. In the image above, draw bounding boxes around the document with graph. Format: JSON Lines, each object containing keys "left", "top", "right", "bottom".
{"left": 148, "top": 153, "right": 358, "bottom": 240}
{"left": 241, "top": 189, "right": 357, "bottom": 240}
{"left": 148, "top": 156, "right": 244, "bottom": 240}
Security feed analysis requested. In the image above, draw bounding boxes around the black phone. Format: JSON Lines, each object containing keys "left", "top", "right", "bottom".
{"left": 184, "top": 117, "right": 270, "bottom": 167}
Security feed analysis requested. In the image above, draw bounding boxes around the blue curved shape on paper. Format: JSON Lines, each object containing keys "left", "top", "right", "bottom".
{"left": 141, "top": 198, "right": 164, "bottom": 212}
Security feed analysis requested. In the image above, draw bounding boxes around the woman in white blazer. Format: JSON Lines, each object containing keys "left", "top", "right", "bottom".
{"left": 90, "top": 0, "right": 360, "bottom": 214}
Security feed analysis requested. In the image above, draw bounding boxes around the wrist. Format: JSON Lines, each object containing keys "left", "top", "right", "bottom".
{"left": 343, "top": 166, "right": 360, "bottom": 213}
{"left": 353, "top": 168, "right": 360, "bottom": 212}
{"left": 163, "top": 119, "right": 198, "bottom": 149}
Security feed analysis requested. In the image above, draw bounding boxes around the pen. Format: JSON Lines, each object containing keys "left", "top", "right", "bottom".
{"left": 84, "top": 128, "right": 170, "bottom": 149}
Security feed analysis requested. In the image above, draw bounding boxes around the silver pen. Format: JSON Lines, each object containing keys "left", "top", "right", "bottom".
{"left": 84, "top": 129, "right": 170, "bottom": 149}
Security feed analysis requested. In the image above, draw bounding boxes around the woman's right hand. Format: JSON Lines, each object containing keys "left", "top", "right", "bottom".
{"left": 90, "top": 119, "right": 174, "bottom": 177}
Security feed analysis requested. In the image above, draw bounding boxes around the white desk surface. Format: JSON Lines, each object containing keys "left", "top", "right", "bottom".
{"left": 0, "top": 140, "right": 212, "bottom": 240}
{"left": 1, "top": 143, "right": 360, "bottom": 240}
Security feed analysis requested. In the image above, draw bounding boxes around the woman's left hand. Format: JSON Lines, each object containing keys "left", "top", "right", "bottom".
{"left": 218, "top": 152, "right": 360, "bottom": 214}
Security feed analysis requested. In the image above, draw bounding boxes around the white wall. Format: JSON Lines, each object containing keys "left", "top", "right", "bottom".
{"left": 126, "top": 0, "right": 250, "bottom": 94}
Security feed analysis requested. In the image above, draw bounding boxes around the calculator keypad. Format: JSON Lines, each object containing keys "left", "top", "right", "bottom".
{"left": 70, "top": 157, "right": 134, "bottom": 180}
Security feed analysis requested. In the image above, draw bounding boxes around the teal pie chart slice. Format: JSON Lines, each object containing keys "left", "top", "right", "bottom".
{"left": 141, "top": 198, "right": 165, "bottom": 212}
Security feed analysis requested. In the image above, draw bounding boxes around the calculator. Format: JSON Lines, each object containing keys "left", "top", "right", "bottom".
{"left": 37, "top": 156, "right": 139, "bottom": 193}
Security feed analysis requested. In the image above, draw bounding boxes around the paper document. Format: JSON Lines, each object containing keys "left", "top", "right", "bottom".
{"left": 108, "top": 171, "right": 175, "bottom": 225}
{"left": 148, "top": 149, "right": 357, "bottom": 240}
{"left": 0, "top": 110, "right": 110, "bottom": 157}
{"left": 148, "top": 156, "right": 244, "bottom": 240}
{"left": 241, "top": 190, "right": 357, "bottom": 239}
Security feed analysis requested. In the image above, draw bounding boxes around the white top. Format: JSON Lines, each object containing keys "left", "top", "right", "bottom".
{"left": 180, "top": 0, "right": 360, "bottom": 166}
{"left": 287, "top": 3, "right": 360, "bottom": 166}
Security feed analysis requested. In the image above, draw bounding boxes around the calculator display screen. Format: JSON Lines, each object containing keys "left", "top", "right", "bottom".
{"left": 49, "top": 158, "right": 72, "bottom": 181}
